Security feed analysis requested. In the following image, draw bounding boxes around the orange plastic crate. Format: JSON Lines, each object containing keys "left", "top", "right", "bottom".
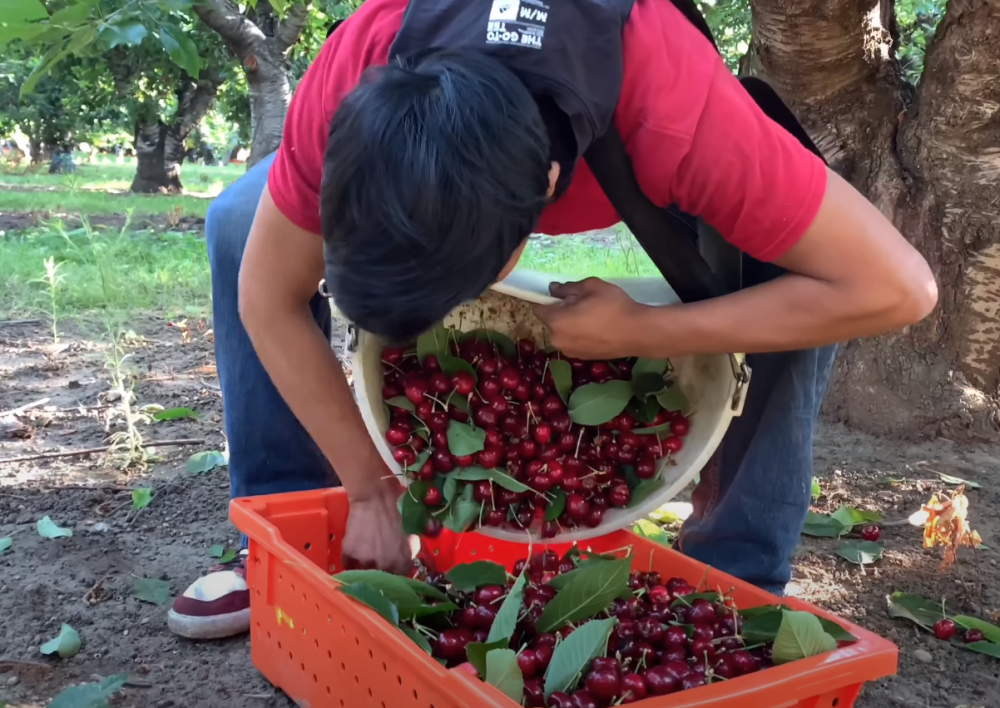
{"left": 231, "top": 489, "right": 898, "bottom": 708}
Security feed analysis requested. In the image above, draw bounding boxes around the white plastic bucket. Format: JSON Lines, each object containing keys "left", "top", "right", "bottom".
{"left": 350, "top": 268, "right": 749, "bottom": 542}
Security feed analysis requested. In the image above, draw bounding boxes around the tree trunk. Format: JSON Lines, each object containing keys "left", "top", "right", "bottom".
{"left": 130, "top": 69, "right": 223, "bottom": 194}
{"left": 194, "top": 0, "right": 310, "bottom": 168}
{"left": 745, "top": 0, "right": 1000, "bottom": 439}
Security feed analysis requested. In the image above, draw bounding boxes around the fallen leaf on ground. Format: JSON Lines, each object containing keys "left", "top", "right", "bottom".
{"left": 37, "top": 516, "right": 72, "bottom": 538}
{"left": 40, "top": 624, "right": 81, "bottom": 658}
{"left": 133, "top": 577, "right": 171, "bottom": 605}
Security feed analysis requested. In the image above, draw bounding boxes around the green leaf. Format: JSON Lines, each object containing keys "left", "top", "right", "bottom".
{"left": 0, "top": 0, "right": 48, "bottom": 21}
{"left": 385, "top": 396, "right": 415, "bottom": 412}
{"left": 742, "top": 607, "right": 856, "bottom": 644}
{"left": 48, "top": 674, "right": 128, "bottom": 708}
{"left": 453, "top": 466, "right": 532, "bottom": 493}
{"left": 567, "top": 380, "right": 633, "bottom": 426}
{"left": 151, "top": 406, "right": 199, "bottom": 422}
{"left": 801, "top": 511, "right": 849, "bottom": 538}
{"left": 131, "top": 488, "right": 153, "bottom": 511}
{"left": 485, "top": 648, "right": 524, "bottom": 702}
{"left": 545, "top": 489, "right": 567, "bottom": 522}
{"left": 407, "top": 602, "right": 459, "bottom": 619}
{"left": 340, "top": 583, "right": 400, "bottom": 626}
{"left": 772, "top": 610, "right": 837, "bottom": 664}
{"left": 548, "top": 360, "right": 573, "bottom": 404}
{"left": 0, "top": 537, "right": 11, "bottom": 554}
{"left": 37, "top": 516, "right": 72, "bottom": 538}
{"left": 831, "top": 505, "right": 881, "bottom": 531}
{"left": 40, "top": 623, "right": 82, "bottom": 658}
{"left": 134, "top": 577, "right": 171, "bottom": 605}
{"left": 628, "top": 478, "right": 661, "bottom": 508}
{"left": 443, "top": 483, "right": 481, "bottom": 533}
{"left": 627, "top": 396, "right": 661, "bottom": 424}
{"left": 445, "top": 561, "right": 507, "bottom": 592}
{"left": 399, "top": 482, "right": 431, "bottom": 535}
{"left": 466, "top": 640, "right": 509, "bottom": 676}
{"left": 158, "top": 26, "right": 202, "bottom": 78}
{"left": 442, "top": 475, "right": 459, "bottom": 504}
{"left": 888, "top": 592, "right": 948, "bottom": 632}
{"left": 417, "top": 326, "right": 450, "bottom": 363}
{"left": 633, "top": 422, "right": 671, "bottom": 436}
{"left": 537, "top": 559, "right": 631, "bottom": 633}
{"left": 488, "top": 571, "right": 527, "bottom": 643}
{"left": 333, "top": 570, "right": 423, "bottom": 611}
{"left": 631, "top": 358, "right": 668, "bottom": 378}
{"left": 269, "top": 0, "right": 287, "bottom": 13}
{"left": 543, "top": 617, "right": 615, "bottom": 697}
{"left": 208, "top": 544, "right": 225, "bottom": 558}
{"left": 99, "top": 20, "right": 148, "bottom": 48}
{"left": 835, "top": 541, "right": 883, "bottom": 565}
{"left": 810, "top": 477, "right": 822, "bottom": 501}
{"left": 631, "top": 519, "right": 672, "bottom": 546}
{"left": 965, "top": 641, "right": 1000, "bottom": 659}
{"left": 655, "top": 381, "right": 689, "bottom": 412}
{"left": 632, "top": 372, "right": 666, "bottom": 399}
{"left": 669, "top": 591, "right": 721, "bottom": 608}
{"left": 401, "top": 626, "right": 433, "bottom": 656}
{"left": 462, "top": 329, "right": 516, "bottom": 357}
{"left": 186, "top": 450, "right": 227, "bottom": 474}
{"left": 21, "top": 43, "right": 71, "bottom": 97}
{"left": 930, "top": 470, "right": 981, "bottom": 489}
{"left": 438, "top": 355, "right": 477, "bottom": 383}
{"left": 48, "top": 0, "right": 98, "bottom": 27}
{"left": 447, "top": 420, "right": 486, "bottom": 457}
{"left": 953, "top": 616, "right": 1000, "bottom": 644}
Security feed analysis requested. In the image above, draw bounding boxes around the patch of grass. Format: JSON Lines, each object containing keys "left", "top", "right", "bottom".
{"left": 519, "top": 230, "right": 659, "bottom": 279}
{"left": 0, "top": 189, "right": 213, "bottom": 219}
{"left": 1, "top": 221, "right": 212, "bottom": 322}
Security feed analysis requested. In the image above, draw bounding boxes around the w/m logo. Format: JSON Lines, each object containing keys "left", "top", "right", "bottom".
{"left": 489, "top": 0, "right": 520, "bottom": 21}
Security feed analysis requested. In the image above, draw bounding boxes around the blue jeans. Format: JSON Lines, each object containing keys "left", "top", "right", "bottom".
{"left": 206, "top": 152, "right": 836, "bottom": 594}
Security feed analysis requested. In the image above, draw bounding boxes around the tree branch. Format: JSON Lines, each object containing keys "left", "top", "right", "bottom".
{"left": 193, "top": 0, "right": 265, "bottom": 56}
{"left": 274, "top": 1, "right": 311, "bottom": 53}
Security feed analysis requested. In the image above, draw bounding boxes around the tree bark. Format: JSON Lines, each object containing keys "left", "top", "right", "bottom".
{"left": 130, "top": 68, "right": 223, "bottom": 193}
{"left": 194, "top": 0, "right": 310, "bottom": 168}
{"left": 746, "top": 0, "right": 1000, "bottom": 439}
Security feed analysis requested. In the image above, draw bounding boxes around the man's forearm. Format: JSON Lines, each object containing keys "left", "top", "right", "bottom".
{"left": 636, "top": 271, "right": 924, "bottom": 358}
{"left": 242, "top": 300, "right": 387, "bottom": 501}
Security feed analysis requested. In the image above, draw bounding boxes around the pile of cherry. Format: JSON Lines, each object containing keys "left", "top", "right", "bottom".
{"left": 424, "top": 551, "right": 773, "bottom": 706}
{"left": 379, "top": 330, "right": 691, "bottom": 537}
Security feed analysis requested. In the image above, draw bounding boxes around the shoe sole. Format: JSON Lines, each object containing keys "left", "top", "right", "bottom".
{"left": 167, "top": 607, "right": 251, "bottom": 640}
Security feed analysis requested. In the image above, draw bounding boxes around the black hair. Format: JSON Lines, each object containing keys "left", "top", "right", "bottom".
{"left": 320, "top": 48, "right": 551, "bottom": 343}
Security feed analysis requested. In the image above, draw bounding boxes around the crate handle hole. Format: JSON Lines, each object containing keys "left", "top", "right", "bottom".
{"left": 313, "top": 674, "right": 318, "bottom": 683}
{"left": 305, "top": 542, "right": 312, "bottom": 550}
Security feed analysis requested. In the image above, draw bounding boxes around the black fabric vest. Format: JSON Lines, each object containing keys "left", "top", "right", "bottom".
{"left": 388, "top": 0, "right": 635, "bottom": 164}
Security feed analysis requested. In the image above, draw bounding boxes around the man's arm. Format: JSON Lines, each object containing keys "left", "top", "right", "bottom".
{"left": 239, "top": 187, "right": 412, "bottom": 573}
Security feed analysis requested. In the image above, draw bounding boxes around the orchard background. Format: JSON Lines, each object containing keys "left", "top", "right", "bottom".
{"left": 1, "top": 0, "right": 999, "bottom": 706}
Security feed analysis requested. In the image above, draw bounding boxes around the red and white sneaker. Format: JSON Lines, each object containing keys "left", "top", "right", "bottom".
{"left": 167, "top": 550, "right": 251, "bottom": 640}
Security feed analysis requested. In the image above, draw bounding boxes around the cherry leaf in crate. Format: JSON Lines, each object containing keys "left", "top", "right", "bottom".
{"left": 487, "top": 571, "right": 527, "bottom": 644}
{"left": 408, "top": 450, "right": 430, "bottom": 474}
{"left": 567, "top": 380, "right": 633, "bottom": 426}
{"left": 461, "top": 329, "right": 517, "bottom": 358}
{"left": 466, "top": 639, "right": 509, "bottom": 676}
{"left": 438, "top": 354, "right": 478, "bottom": 383}
{"left": 655, "top": 381, "right": 689, "bottom": 412}
{"left": 536, "top": 559, "right": 631, "bottom": 632}
{"left": 545, "top": 489, "right": 567, "bottom": 522}
{"left": 445, "top": 560, "right": 508, "bottom": 592}
{"left": 543, "top": 617, "right": 616, "bottom": 697}
{"left": 631, "top": 372, "right": 666, "bottom": 400}
{"left": 835, "top": 541, "right": 883, "bottom": 565}
{"left": 443, "top": 484, "right": 481, "bottom": 533}
{"left": 398, "top": 482, "right": 431, "bottom": 535}
{"left": 953, "top": 615, "right": 1000, "bottom": 644}
{"left": 340, "top": 583, "right": 400, "bottom": 626}
{"left": 631, "top": 357, "right": 668, "bottom": 378}
{"left": 452, "top": 466, "right": 533, "bottom": 493}
{"left": 628, "top": 396, "right": 661, "bottom": 424}
{"left": 741, "top": 607, "right": 857, "bottom": 644}
{"left": 548, "top": 359, "right": 573, "bottom": 404}
{"left": 447, "top": 420, "right": 486, "bottom": 457}
{"left": 442, "top": 475, "right": 459, "bottom": 503}
{"left": 416, "top": 326, "right": 450, "bottom": 363}
{"left": 401, "top": 626, "right": 433, "bottom": 655}
{"left": 385, "top": 396, "right": 415, "bottom": 412}
{"left": 485, "top": 648, "right": 524, "bottom": 702}
{"left": 627, "top": 478, "right": 661, "bottom": 508}
{"left": 771, "top": 610, "right": 837, "bottom": 664}
{"left": 633, "top": 422, "right": 671, "bottom": 436}
{"left": 333, "top": 570, "right": 424, "bottom": 609}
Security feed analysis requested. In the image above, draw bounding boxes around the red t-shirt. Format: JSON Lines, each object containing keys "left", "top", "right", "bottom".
{"left": 269, "top": 0, "right": 826, "bottom": 263}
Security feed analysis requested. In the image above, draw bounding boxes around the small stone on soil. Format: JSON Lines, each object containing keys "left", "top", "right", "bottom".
{"left": 913, "top": 648, "right": 933, "bottom": 663}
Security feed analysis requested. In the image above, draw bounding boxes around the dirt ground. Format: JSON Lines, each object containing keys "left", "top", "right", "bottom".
{"left": 1, "top": 318, "right": 998, "bottom": 708}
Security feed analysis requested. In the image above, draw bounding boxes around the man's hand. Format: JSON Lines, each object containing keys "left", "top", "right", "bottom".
{"left": 342, "top": 476, "right": 415, "bottom": 575}
{"left": 532, "top": 278, "right": 654, "bottom": 360}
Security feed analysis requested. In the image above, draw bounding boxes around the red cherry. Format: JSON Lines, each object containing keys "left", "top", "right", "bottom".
{"left": 690, "top": 624, "right": 714, "bottom": 642}
{"left": 427, "top": 411, "right": 449, "bottom": 433}
{"left": 635, "top": 456, "right": 657, "bottom": 479}
{"left": 546, "top": 461, "right": 564, "bottom": 485}
{"left": 643, "top": 666, "right": 678, "bottom": 696}
{"left": 472, "top": 480, "right": 492, "bottom": 503}
{"left": 663, "top": 624, "right": 687, "bottom": 648}
{"left": 690, "top": 638, "right": 716, "bottom": 661}
{"left": 474, "top": 406, "right": 498, "bottom": 428}
{"left": 933, "top": 618, "right": 956, "bottom": 641}
{"left": 485, "top": 509, "right": 505, "bottom": 526}
{"left": 423, "top": 487, "right": 443, "bottom": 506}
{"left": 392, "top": 447, "right": 416, "bottom": 467}
{"left": 609, "top": 484, "right": 631, "bottom": 508}
{"left": 382, "top": 383, "right": 403, "bottom": 399}
{"left": 671, "top": 416, "right": 691, "bottom": 437}
{"left": 541, "top": 520, "right": 559, "bottom": 538}
{"left": 423, "top": 354, "right": 441, "bottom": 372}
{"left": 423, "top": 517, "right": 443, "bottom": 538}
{"left": 479, "top": 377, "right": 501, "bottom": 398}
{"left": 476, "top": 449, "right": 501, "bottom": 469}
{"left": 533, "top": 422, "right": 553, "bottom": 445}
{"left": 557, "top": 432, "right": 577, "bottom": 452}
{"left": 513, "top": 381, "right": 532, "bottom": 401}
{"left": 451, "top": 371, "right": 475, "bottom": 395}
{"left": 663, "top": 436, "right": 683, "bottom": 453}
{"left": 584, "top": 507, "right": 605, "bottom": 528}
{"left": 964, "top": 628, "right": 986, "bottom": 644}
{"left": 428, "top": 372, "right": 451, "bottom": 395}
{"left": 680, "top": 674, "right": 705, "bottom": 690}
{"left": 548, "top": 693, "right": 574, "bottom": 708}
{"left": 534, "top": 644, "right": 553, "bottom": 670}
{"left": 516, "top": 339, "right": 536, "bottom": 358}
{"left": 620, "top": 673, "right": 647, "bottom": 703}
{"left": 484, "top": 428, "right": 504, "bottom": 449}
{"left": 687, "top": 599, "right": 717, "bottom": 625}
{"left": 381, "top": 346, "right": 405, "bottom": 366}
{"left": 730, "top": 650, "right": 758, "bottom": 676}
{"left": 584, "top": 670, "right": 621, "bottom": 704}
{"left": 571, "top": 690, "right": 598, "bottom": 708}
{"left": 541, "top": 395, "right": 564, "bottom": 418}
{"left": 452, "top": 454, "right": 474, "bottom": 467}
{"left": 520, "top": 439, "right": 538, "bottom": 459}
{"left": 448, "top": 405, "right": 469, "bottom": 423}
{"left": 417, "top": 459, "right": 435, "bottom": 480}
{"left": 860, "top": 524, "right": 881, "bottom": 542}
{"left": 431, "top": 449, "right": 453, "bottom": 473}
{"left": 499, "top": 368, "right": 522, "bottom": 390}
{"left": 566, "top": 494, "right": 590, "bottom": 522}
{"left": 416, "top": 400, "right": 434, "bottom": 420}
{"left": 432, "top": 628, "right": 472, "bottom": 662}
{"left": 637, "top": 616, "right": 665, "bottom": 645}
{"left": 404, "top": 378, "right": 428, "bottom": 404}
{"left": 385, "top": 426, "right": 410, "bottom": 446}
{"left": 517, "top": 650, "right": 540, "bottom": 679}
